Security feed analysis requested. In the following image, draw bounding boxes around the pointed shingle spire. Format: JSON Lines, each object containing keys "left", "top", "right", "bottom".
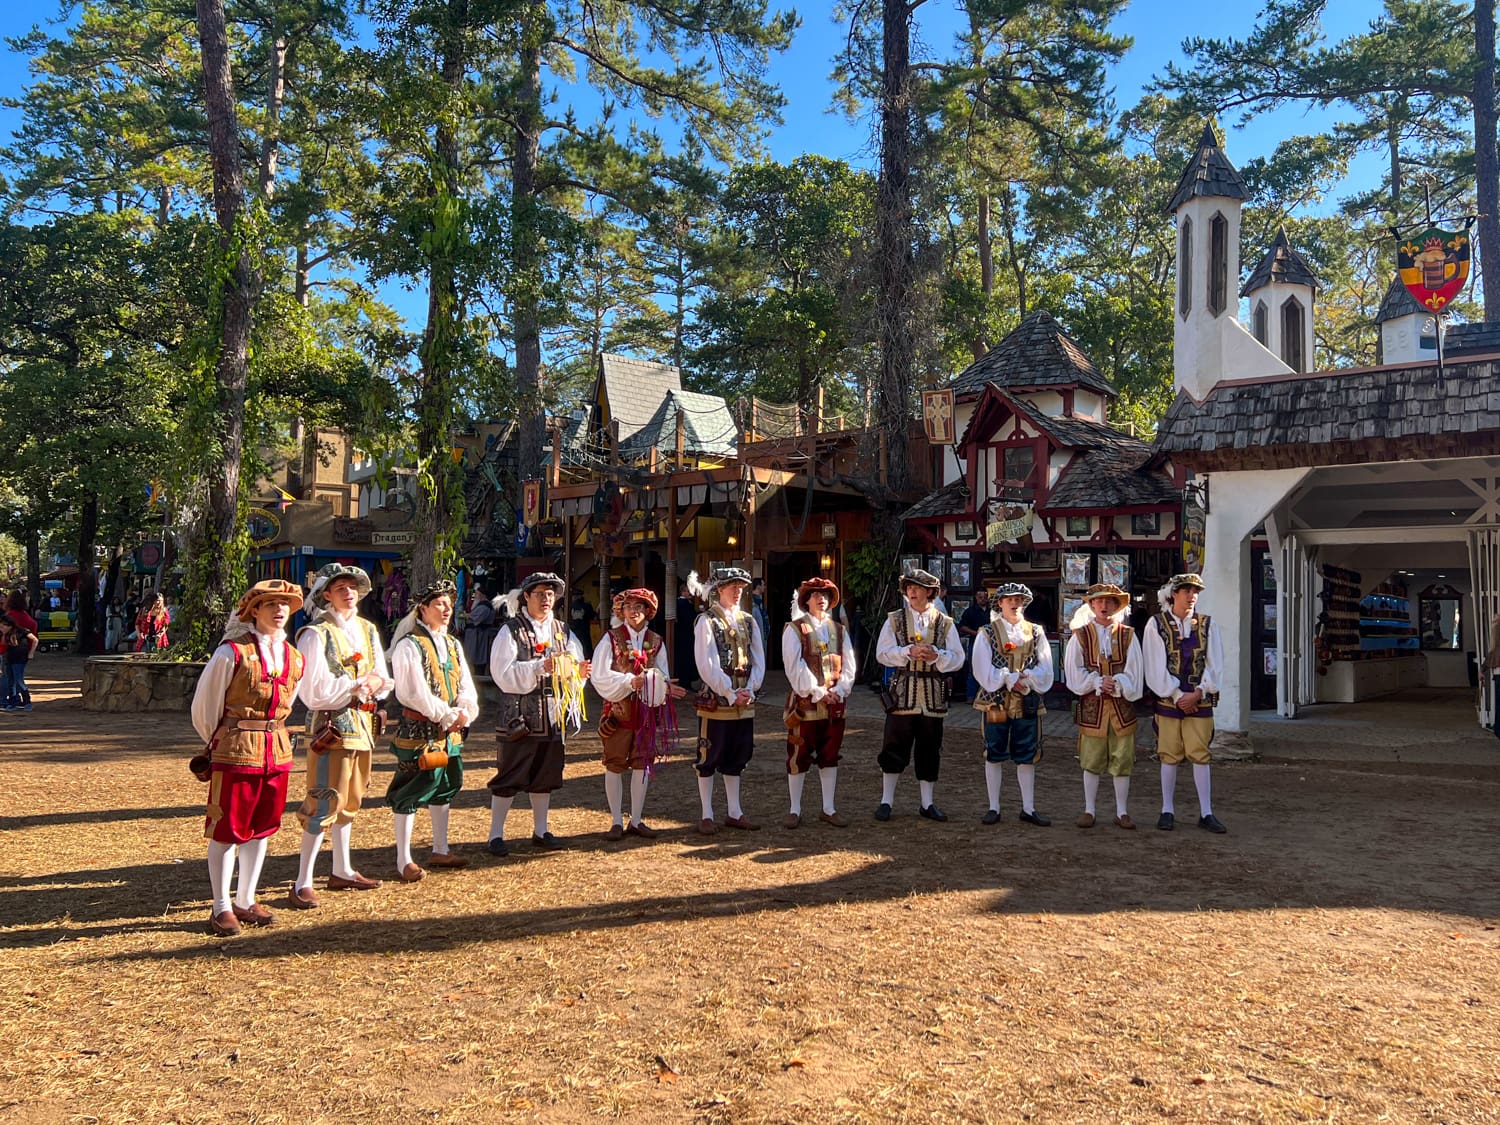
{"left": 1165, "top": 124, "right": 1248, "bottom": 213}
{"left": 1241, "top": 227, "right": 1319, "bottom": 296}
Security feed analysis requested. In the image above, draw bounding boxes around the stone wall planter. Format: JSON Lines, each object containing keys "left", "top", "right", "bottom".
{"left": 82, "top": 654, "right": 207, "bottom": 713}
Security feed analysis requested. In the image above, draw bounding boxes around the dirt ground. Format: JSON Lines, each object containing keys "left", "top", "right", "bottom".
{"left": 2, "top": 655, "right": 1499, "bottom": 1124}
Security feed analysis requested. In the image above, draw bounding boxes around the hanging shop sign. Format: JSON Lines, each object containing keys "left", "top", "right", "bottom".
{"left": 1397, "top": 226, "right": 1471, "bottom": 313}
{"left": 921, "top": 390, "right": 956, "bottom": 446}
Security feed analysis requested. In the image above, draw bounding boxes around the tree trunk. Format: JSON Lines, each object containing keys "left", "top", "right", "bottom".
{"left": 512, "top": 5, "right": 548, "bottom": 530}
{"left": 25, "top": 528, "right": 40, "bottom": 611}
{"left": 193, "top": 0, "right": 261, "bottom": 649}
{"left": 258, "top": 30, "right": 287, "bottom": 199}
{"left": 1474, "top": 0, "right": 1498, "bottom": 322}
{"left": 409, "top": 0, "right": 469, "bottom": 592}
{"left": 75, "top": 492, "right": 98, "bottom": 653}
{"left": 874, "top": 0, "right": 916, "bottom": 495}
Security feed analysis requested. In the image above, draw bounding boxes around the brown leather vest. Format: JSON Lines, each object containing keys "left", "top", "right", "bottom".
{"left": 211, "top": 638, "right": 305, "bottom": 769}
{"left": 786, "top": 616, "right": 846, "bottom": 721}
{"left": 1072, "top": 621, "right": 1136, "bottom": 735}
{"left": 602, "top": 625, "right": 664, "bottom": 730}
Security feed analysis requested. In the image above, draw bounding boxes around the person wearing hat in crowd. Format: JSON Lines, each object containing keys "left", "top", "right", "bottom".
{"left": 1064, "top": 582, "right": 1144, "bottom": 830}
{"left": 1143, "top": 573, "right": 1228, "bottom": 834}
{"left": 690, "top": 566, "right": 765, "bottom": 833}
{"left": 488, "top": 572, "right": 590, "bottom": 853}
{"left": 971, "top": 581, "right": 1054, "bottom": 826}
{"left": 385, "top": 579, "right": 480, "bottom": 882}
{"left": 291, "top": 563, "right": 394, "bottom": 906}
{"left": 874, "top": 567, "right": 966, "bottom": 822}
{"left": 781, "top": 576, "right": 856, "bottom": 828}
{"left": 189, "top": 579, "right": 307, "bottom": 936}
{"left": 589, "top": 587, "right": 688, "bottom": 840}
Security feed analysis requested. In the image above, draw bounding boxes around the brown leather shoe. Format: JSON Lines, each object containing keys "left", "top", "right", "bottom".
{"left": 819, "top": 811, "right": 849, "bottom": 828}
{"left": 697, "top": 818, "right": 719, "bottom": 835}
{"left": 724, "top": 815, "right": 760, "bottom": 831}
{"left": 1076, "top": 812, "right": 1096, "bottom": 829}
{"left": 208, "top": 910, "right": 241, "bottom": 937}
{"left": 605, "top": 824, "right": 625, "bottom": 840}
{"left": 626, "top": 821, "right": 658, "bottom": 839}
{"left": 327, "top": 872, "right": 382, "bottom": 891}
{"left": 287, "top": 885, "right": 320, "bottom": 910}
{"left": 398, "top": 862, "right": 425, "bottom": 883}
{"left": 783, "top": 813, "right": 801, "bottom": 830}
{"left": 427, "top": 851, "right": 468, "bottom": 869}
{"left": 1114, "top": 814, "right": 1136, "bottom": 830}
{"left": 232, "top": 902, "right": 275, "bottom": 927}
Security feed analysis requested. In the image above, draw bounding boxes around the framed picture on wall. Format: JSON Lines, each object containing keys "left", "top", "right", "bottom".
{"left": 1263, "top": 602, "right": 1278, "bottom": 633}
{"left": 1262, "top": 557, "right": 1277, "bottom": 592}
{"left": 900, "top": 554, "right": 922, "bottom": 577}
{"left": 924, "top": 555, "right": 947, "bottom": 583}
{"left": 1066, "top": 515, "right": 1091, "bottom": 537}
{"left": 1031, "top": 549, "right": 1059, "bottom": 570}
{"left": 1062, "top": 596, "right": 1084, "bottom": 630}
{"left": 956, "top": 520, "right": 979, "bottom": 541}
{"left": 1063, "top": 553, "right": 1091, "bottom": 586}
{"left": 1130, "top": 512, "right": 1160, "bottom": 537}
{"left": 1099, "top": 554, "right": 1129, "bottom": 588}
{"left": 1263, "top": 646, "right": 1279, "bottom": 675}
{"left": 949, "top": 596, "right": 973, "bottom": 620}
{"left": 950, "top": 560, "right": 973, "bottom": 589}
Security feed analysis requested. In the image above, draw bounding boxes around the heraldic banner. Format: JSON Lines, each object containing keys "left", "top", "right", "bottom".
{"left": 1398, "top": 227, "right": 1471, "bottom": 314}
{"left": 922, "top": 390, "right": 955, "bottom": 445}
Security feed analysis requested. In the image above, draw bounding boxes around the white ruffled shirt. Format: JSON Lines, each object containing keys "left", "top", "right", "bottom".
{"left": 191, "top": 626, "right": 301, "bottom": 744}
{"left": 782, "top": 613, "right": 857, "bottom": 703}
{"left": 971, "top": 615, "right": 1055, "bottom": 695}
{"left": 392, "top": 623, "right": 480, "bottom": 728}
{"left": 590, "top": 623, "right": 671, "bottom": 703}
{"left": 295, "top": 607, "right": 391, "bottom": 713}
{"left": 1063, "top": 620, "right": 1143, "bottom": 700}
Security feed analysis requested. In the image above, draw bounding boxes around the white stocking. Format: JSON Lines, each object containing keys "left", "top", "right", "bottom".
{"left": 984, "top": 762, "right": 1004, "bottom": 811}
{"left": 1193, "top": 763, "right": 1213, "bottom": 817}
{"left": 787, "top": 771, "right": 806, "bottom": 816}
{"left": 489, "top": 794, "right": 513, "bottom": 841}
{"left": 330, "top": 821, "right": 355, "bottom": 880}
{"left": 429, "top": 804, "right": 451, "bottom": 854}
{"left": 531, "top": 791, "right": 551, "bottom": 836}
{"left": 723, "top": 774, "right": 744, "bottom": 820}
{"left": 818, "top": 766, "right": 838, "bottom": 815}
{"left": 603, "top": 771, "right": 625, "bottom": 825}
{"left": 1082, "top": 771, "right": 1100, "bottom": 815}
{"left": 1160, "top": 763, "right": 1179, "bottom": 814}
{"left": 1112, "top": 775, "right": 1130, "bottom": 818}
{"left": 919, "top": 779, "right": 935, "bottom": 809}
{"left": 233, "top": 837, "right": 268, "bottom": 910}
{"left": 295, "top": 831, "right": 323, "bottom": 891}
{"left": 698, "top": 774, "right": 716, "bottom": 820}
{"left": 394, "top": 812, "right": 415, "bottom": 870}
{"left": 208, "top": 840, "right": 236, "bottom": 916}
{"left": 629, "top": 770, "right": 648, "bottom": 825}
{"left": 881, "top": 772, "right": 899, "bottom": 806}
{"left": 1016, "top": 763, "right": 1037, "bottom": 815}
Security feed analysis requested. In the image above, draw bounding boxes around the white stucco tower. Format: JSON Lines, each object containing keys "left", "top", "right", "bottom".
{"left": 1375, "top": 274, "right": 1440, "bottom": 363}
{"left": 1169, "top": 126, "right": 1290, "bottom": 399}
{"left": 1242, "top": 227, "right": 1318, "bottom": 374}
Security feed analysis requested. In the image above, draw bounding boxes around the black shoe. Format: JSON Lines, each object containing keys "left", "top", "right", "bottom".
{"left": 1198, "top": 814, "right": 1227, "bottom": 834}
{"left": 919, "top": 804, "right": 948, "bottom": 822}
{"left": 1019, "top": 809, "right": 1051, "bottom": 827}
{"left": 980, "top": 809, "right": 1001, "bottom": 825}
{"left": 532, "top": 832, "right": 566, "bottom": 850}
{"left": 1157, "top": 812, "right": 1175, "bottom": 831}
{"left": 874, "top": 802, "right": 892, "bottom": 822}
{"left": 487, "top": 837, "right": 509, "bottom": 857}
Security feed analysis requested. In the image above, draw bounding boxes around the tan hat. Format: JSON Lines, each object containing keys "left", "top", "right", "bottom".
{"left": 234, "top": 579, "right": 304, "bottom": 619}
{"left": 1082, "top": 582, "right": 1130, "bottom": 614}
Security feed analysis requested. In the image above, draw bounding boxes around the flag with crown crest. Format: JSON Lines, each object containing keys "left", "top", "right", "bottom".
{"left": 1398, "top": 227, "right": 1470, "bottom": 313}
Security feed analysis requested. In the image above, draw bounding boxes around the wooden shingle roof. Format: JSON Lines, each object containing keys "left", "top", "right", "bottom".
{"left": 901, "top": 480, "right": 972, "bottom": 522}
{"left": 1241, "top": 227, "right": 1318, "bottom": 296}
{"left": 1152, "top": 357, "right": 1500, "bottom": 467}
{"left": 1375, "top": 275, "right": 1424, "bottom": 322}
{"left": 947, "top": 310, "right": 1115, "bottom": 398}
{"left": 1166, "top": 125, "right": 1248, "bottom": 213}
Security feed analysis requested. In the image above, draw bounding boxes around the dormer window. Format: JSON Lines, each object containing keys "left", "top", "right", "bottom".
{"left": 1178, "top": 217, "right": 1193, "bottom": 317}
{"left": 1002, "top": 445, "right": 1035, "bottom": 487}
{"left": 1281, "top": 296, "right": 1306, "bottom": 372}
{"left": 1253, "top": 300, "right": 1268, "bottom": 345}
{"left": 1209, "top": 212, "right": 1229, "bottom": 316}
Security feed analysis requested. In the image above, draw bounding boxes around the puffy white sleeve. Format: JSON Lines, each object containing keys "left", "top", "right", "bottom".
{"left": 590, "top": 634, "right": 635, "bottom": 704}
{"left": 1116, "top": 629, "right": 1145, "bottom": 702}
{"left": 747, "top": 615, "right": 765, "bottom": 696}
{"left": 365, "top": 622, "right": 392, "bottom": 699}
{"left": 454, "top": 642, "right": 479, "bottom": 721}
{"left": 783, "top": 624, "right": 821, "bottom": 700}
{"left": 834, "top": 627, "right": 856, "bottom": 700}
{"left": 1064, "top": 631, "right": 1101, "bottom": 696}
{"left": 875, "top": 615, "right": 908, "bottom": 668}
{"left": 190, "top": 644, "right": 238, "bottom": 744}
{"left": 392, "top": 638, "right": 458, "bottom": 727}
{"left": 1021, "top": 628, "right": 1055, "bottom": 695}
{"left": 695, "top": 615, "right": 734, "bottom": 701}
{"left": 296, "top": 628, "right": 358, "bottom": 712}
{"left": 933, "top": 618, "right": 965, "bottom": 673}
{"left": 491, "top": 623, "right": 542, "bottom": 694}
{"left": 972, "top": 627, "right": 1005, "bottom": 694}
{"left": 1142, "top": 618, "right": 1177, "bottom": 701}
{"left": 1200, "top": 618, "right": 1224, "bottom": 696}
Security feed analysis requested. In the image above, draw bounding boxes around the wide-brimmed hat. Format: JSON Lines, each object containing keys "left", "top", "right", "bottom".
{"left": 308, "top": 562, "right": 371, "bottom": 604}
{"left": 899, "top": 568, "right": 941, "bottom": 593}
{"left": 519, "top": 571, "right": 565, "bottom": 596}
{"left": 414, "top": 579, "right": 458, "bottom": 605}
{"left": 1167, "top": 573, "right": 1206, "bottom": 594}
{"left": 234, "top": 579, "right": 304, "bottom": 619}
{"left": 707, "top": 566, "right": 752, "bottom": 595}
{"left": 797, "top": 576, "right": 841, "bottom": 610}
{"left": 992, "top": 582, "right": 1033, "bottom": 607}
{"left": 1083, "top": 582, "right": 1130, "bottom": 613}
{"left": 612, "top": 587, "right": 659, "bottom": 619}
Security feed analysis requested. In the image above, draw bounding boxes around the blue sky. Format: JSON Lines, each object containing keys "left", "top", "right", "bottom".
{"left": 0, "top": 0, "right": 1380, "bottom": 329}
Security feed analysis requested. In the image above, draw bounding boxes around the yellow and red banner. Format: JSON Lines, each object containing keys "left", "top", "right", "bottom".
{"left": 1398, "top": 227, "right": 1471, "bottom": 313}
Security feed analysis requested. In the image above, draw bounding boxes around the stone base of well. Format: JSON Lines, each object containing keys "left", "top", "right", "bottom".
{"left": 82, "top": 655, "right": 207, "bottom": 713}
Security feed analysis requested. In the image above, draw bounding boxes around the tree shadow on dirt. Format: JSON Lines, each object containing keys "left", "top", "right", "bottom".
{"left": 0, "top": 805, "right": 203, "bottom": 831}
